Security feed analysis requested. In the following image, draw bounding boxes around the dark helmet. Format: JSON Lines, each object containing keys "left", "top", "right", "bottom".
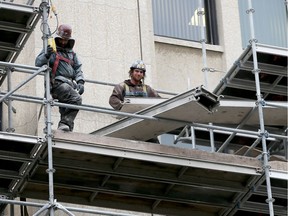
{"left": 56, "top": 24, "right": 72, "bottom": 39}
{"left": 54, "top": 24, "right": 75, "bottom": 49}
{"left": 130, "top": 60, "right": 146, "bottom": 72}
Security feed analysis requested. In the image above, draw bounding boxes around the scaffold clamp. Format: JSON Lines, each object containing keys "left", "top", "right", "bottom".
{"left": 46, "top": 168, "right": 55, "bottom": 173}
{"left": 246, "top": 8, "right": 255, "bottom": 14}
{"left": 255, "top": 98, "right": 266, "bottom": 107}
{"left": 249, "top": 38, "right": 258, "bottom": 44}
{"left": 37, "top": 137, "right": 46, "bottom": 144}
{"left": 256, "top": 167, "right": 263, "bottom": 173}
{"left": 259, "top": 130, "right": 269, "bottom": 138}
{"left": 197, "top": 10, "right": 205, "bottom": 15}
{"left": 251, "top": 68, "right": 261, "bottom": 74}
{"left": 6, "top": 127, "right": 15, "bottom": 133}
{"left": 266, "top": 198, "right": 275, "bottom": 203}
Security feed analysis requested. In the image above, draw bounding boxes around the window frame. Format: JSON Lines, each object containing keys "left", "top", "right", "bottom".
{"left": 152, "top": 0, "right": 219, "bottom": 45}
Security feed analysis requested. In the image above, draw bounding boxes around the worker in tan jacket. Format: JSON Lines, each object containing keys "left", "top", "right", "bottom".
{"left": 109, "top": 60, "right": 160, "bottom": 110}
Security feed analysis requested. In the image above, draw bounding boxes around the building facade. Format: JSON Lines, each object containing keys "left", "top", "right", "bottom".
{"left": 0, "top": 0, "right": 287, "bottom": 215}
{"left": 1, "top": 0, "right": 248, "bottom": 135}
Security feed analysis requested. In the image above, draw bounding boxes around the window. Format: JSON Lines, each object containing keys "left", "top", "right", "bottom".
{"left": 238, "top": 0, "right": 287, "bottom": 48}
{"left": 152, "top": 0, "right": 219, "bottom": 45}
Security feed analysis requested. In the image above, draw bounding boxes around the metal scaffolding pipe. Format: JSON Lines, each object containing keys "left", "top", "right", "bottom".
{"left": 217, "top": 106, "right": 259, "bottom": 153}
{"left": 191, "top": 122, "right": 287, "bottom": 140}
{"left": 85, "top": 78, "right": 178, "bottom": 96}
{"left": 247, "top": 0, "right": 274, "bottom": 214}
{"left": 191, "top": 126, "right": 196, "bottom": 149}
{"left": 0, "top": 199, "right": 137, "bottom": 216}
{"left": 209, "top": 123, "right": 215, "bottom": 152}
{"left": 0, "top": 61, "right": 39, "bottom": 71}
{"left": 1, "top": 90, "right": 287, "bottom": 143}
{"left": 0, "top": 65, "right": 47, "bottom": 103}
{"left": 198, "top": 0, "right": 209, "bottom": 89}
{"left": 0, "top": 68, "right": 177, "bottom": 97}
{"left": 53, "top": 101, "right": 158, "bottom": 121}
{"left": 7, "top": 67, "right": 13, "bottom": 132}
{"left": 37, "top": 1, "right": 60, "bottom": 216}
{"left": 193, "top": 125, "right": 277, "bottom": 141}
{"left": 264, "top": 101, "right": 288, "bottom": 109}
{"left": 1, "top": 92, "right": 287, "bottom": 141}
{"left": 0, "top": 1, "right": 285, "bottom": 216}
{"left": 0, "top": 61, "right": 177, "bottom": 97}
{"left": 243, "top": 137, "right": 262, "bottom": 156}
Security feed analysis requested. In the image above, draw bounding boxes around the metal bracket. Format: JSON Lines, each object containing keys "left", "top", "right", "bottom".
{"left": 259, "top": 130, "right": 269, "bottom": 138}
{"left": 46, "top": 168, "right": 55, "bottom": 174}
{"left": 249, "top": 185, "right": 256, "bottom": 192}
{"left": 246, "top": 8, "right": 255, "bottom": 14}
{"left": 0, "top": 68, "right": 5, "bottom": 76}
{"left": 251, "top": 68, "right": 261, "bottom": 74}
{"left": 256, "top": 167, "right": 263, "bottom": 173}
{"left": 199, "top": 39, "right": 206, "bottom": 43}
{"left": 255, "top": 98, "right": 266, "bottom": 107}
{"left": 249, "top": 38, "right": 258, "bottom": 44}
{"left": 37, "top": 137, "right": 46, "bottom": 145}
{"left": 265, "top": 198, "right": 275, "bottom": 203}
{"left": 45, "top": 132, "right": 54, "bottom": 139}
{"left": 234, "top": 60, "right": 241, "bottom": 67}
{"left": 5, "top": 66, "right": 15, "bottom": 72}
{"left": 38, "top": 1, "right": 50, "bottom": 12}
{"left": 197, "top": 10, "right": 205, "bottom": 16}
{"left": 0, "top": 195, "right": 8, "bottom": 200}
{"left": 6, "top": 127, "right": 15, "bottom": 133}
{"left": 43, "top": 98, "right": 56, "bottom": 107}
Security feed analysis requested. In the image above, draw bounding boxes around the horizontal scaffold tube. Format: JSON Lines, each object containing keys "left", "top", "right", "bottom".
{"left": 1, "top": 92, "right": 287, "bottom": 141}
{"left": 0, "top": 65, "right": 47, "bottom": 103}
{"left": 0, "top": 61, "right": 39, "bottom": 71}
{"left": 0, "top": 199, "right": 136, "bottom": 216}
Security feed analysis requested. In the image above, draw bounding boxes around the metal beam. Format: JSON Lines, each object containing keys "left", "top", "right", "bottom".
{"left": 24, "top": 181, "right": 233, "bottom": 208}
{"left": 0, "top": 1, "right": 38, "bottom": 13}
{"left": 36, "top": 162, "right": 246, "bottom": 193}
{"left": 52, "top": 134, "right": 262, "bottom": 176}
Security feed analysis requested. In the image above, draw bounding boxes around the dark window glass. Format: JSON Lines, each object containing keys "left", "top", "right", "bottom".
{"left": 152, "top": 0, "right": 219, "bottom": 45}
{"left": 238, "top": 0, "right": 287, "bottom": 48}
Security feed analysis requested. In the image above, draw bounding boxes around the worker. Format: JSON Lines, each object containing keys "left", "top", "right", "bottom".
{"left": 109, "top": 60, "right": 161, "bottom": 144}
{"left": 109, "top": 60, "right": 160, "bottom": 110}
{"left": 35, "top": 24, "right": 85, "bottom": 132}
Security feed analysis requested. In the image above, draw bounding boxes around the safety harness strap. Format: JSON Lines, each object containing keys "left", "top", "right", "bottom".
{"left": 51, "top": 53, "right": 74, "bottom": 79}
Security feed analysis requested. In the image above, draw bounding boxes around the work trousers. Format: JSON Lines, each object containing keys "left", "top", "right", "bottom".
{"left": 51, "top": 80, "right": 82, "bottom": 131}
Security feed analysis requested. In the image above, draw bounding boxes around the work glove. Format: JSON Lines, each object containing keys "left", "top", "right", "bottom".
{"left": 45, "top": 45, "right": 54, "bottom": 59}
{"left": 76, "top": 80, "right": 84, "bottom": 95}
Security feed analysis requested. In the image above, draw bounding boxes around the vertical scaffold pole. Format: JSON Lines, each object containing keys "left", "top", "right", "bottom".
{"left": 198, "top": 0, "right": 215, "bottom": 153}
{"left": 7, "top": 67, "right": 13, "bottom": 132}
{"left": 40, "top": 1, "right": 55, "bottom": 216}
{"left": 247, "top": 0, "right": 274, "bottom": 215}
{"left": 198, "top": 0, "right": 209, "bottom": 89}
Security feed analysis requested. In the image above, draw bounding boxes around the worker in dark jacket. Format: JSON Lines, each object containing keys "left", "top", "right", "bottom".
{"left": 109, "top": 60, "right": 160, "bottom": 110}
{"left": 35, "top": 24, "right": 85, "bottom": 132}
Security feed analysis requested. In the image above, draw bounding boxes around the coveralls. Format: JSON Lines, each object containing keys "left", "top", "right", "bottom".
{"left": 35, "top": 38, "right": 85, "bottom": 131}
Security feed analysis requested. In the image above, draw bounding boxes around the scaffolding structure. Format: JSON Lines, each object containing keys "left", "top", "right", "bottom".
{"left": 0, "top": 0, "right": 287, "bottom": 216}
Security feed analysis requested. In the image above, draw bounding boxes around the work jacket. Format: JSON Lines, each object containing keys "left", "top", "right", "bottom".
{"left": 109, "top": 79, "right": 160, "bottom": 110}
{"left": 35, "top": 42, "right": 84, "bottom": 85}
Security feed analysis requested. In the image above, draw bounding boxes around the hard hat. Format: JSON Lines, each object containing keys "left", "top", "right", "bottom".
{"left": 56, "top": 24, "right": 73, "bottom": 40}
{"left": 130, "top": 60, "right": 146, "bottom": 72}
